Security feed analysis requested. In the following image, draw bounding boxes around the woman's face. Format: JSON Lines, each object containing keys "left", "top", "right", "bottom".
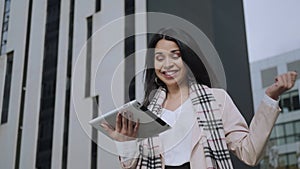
{"left": 154, "top": 39, "right": 188, "bottom": 88}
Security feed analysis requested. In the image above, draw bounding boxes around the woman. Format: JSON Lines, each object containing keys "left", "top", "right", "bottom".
{"left": 101, "top": 28, "right": 298, "bottom": 169}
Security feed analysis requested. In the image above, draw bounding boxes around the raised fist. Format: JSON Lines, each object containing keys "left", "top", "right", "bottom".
{"left": 265, "top": 71, "right": 298, "bottom": 100}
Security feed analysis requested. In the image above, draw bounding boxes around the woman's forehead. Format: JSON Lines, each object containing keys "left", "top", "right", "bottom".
{"left": 155, "top": 39, "right": 179, "bottom": 51}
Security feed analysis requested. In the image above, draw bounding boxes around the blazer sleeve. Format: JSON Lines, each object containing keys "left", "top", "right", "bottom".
{"left": 115, "top": 140, "right": 140, "bottom": 169}
{"left": 219, "top": 89, "right": 281, "bottom": 166}
{"left": 118, "top": 156, "right": 139, "bottom": 169}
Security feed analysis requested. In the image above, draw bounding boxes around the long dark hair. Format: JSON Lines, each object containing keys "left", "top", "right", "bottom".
{"left": 143, "top": 28, "right": 211, "bottom": 106}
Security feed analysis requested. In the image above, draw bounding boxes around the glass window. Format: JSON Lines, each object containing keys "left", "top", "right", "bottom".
{"left": 295, "top": 135, "right": 300, "bottom": 142}
{"left": 292, "top": 94, "right": 300, "bottom": 110}
{"left": 285, "top": 123, "right": 294, "bottom": 136}
{"left": 1, "top": 0, "right": 11, "bottom": 55}
{"left": 95, "top": 0, "right": 101, "bottom": 12}
{"left": 270, "top": 128, "right": 276, "bottom": 139}
{"left": 287, "top": 60, "right": 300, "bottom": 79}
{"left": 261, "top": 67, "right": 278, "bottom": 88}
{"left": 286, "top": 136, "right": 295, "bottom": 144}
{"left": 288, "top": 153, "right": 297, "bottom": 165}
{"left": 1, "top": 52, "right": 13, "bottom": 124}
{"left": 277, "top": 137, "right": 286, "bottom": 145}
{"left": 276, "top": 125, "right": 285, "bottom": 137}
{"left": 269, "top": 139, "right": 277, "bottom": 146}
{"left": 295, "top": 121, "right": 300, "bottom": 134}
{"left": 283, "top": 97, "right": 291, "bottom": 111}
{"left": 5, "top": 0, "right": 10, "bottom": 12}
{"left": 279, "top": 155, "right": 287, "bottom": 167}
{"left": 279, "top": 90, "right": 300, "bottom": 112}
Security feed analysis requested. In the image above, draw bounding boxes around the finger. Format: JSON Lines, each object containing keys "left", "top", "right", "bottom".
{"left": 102, "top": 122, "right": 114, "bottom": 130}
{"left": 290, "top": 71, "right": 298, "bottom": 82}
{"left": 290, "top": 71, "right": 298, "bottom": 86}
{"left": 276, "top": 75, "right": 282, "bottom": 84}
{"left": 122, "top": 112, "right": 128, "bottom": 131}
{"left": 275, "top": 75, "right": 284, "bottom": 88}
{"left": 133, "top": 119, "right": 140, "bottom": 137}
{"left": 287, "top": 72, "right": 294, "bottom": 89}
{"left": 293, "top": 71, "right": 298, "bottom": 79}
{"left": 282, "top": 73, "right": 289, "bottom": 88}
{"left": 101, "top": 123, "right": 113, "bottom": 135}
{"left": 127, "top": 112, "right": 134, "bottom": 134}
{"left": 115, "top": 113, "right": 122, "bottom": 132}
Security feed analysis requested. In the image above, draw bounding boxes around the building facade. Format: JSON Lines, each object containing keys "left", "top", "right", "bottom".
{"left": 0, "top": 0, "right": 147, "bottom": 169}
{"left": 250, "top": 49, "right": 300, "bottom": 169}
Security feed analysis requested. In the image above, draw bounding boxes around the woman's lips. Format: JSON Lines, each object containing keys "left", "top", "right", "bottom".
{"left": 161, "top": 70, "right": 179, "bottom": 79}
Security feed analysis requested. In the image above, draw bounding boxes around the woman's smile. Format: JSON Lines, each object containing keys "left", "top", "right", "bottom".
{"left": 160, "top": 69, "right": 179, "bottom": 79}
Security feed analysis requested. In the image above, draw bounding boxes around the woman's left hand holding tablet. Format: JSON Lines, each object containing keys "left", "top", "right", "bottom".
{"left": 101, "top": 112, "right": 140, "bottom": 142}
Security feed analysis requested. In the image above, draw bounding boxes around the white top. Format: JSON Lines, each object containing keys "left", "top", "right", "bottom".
{"left": 159, "top": 99, "right": 194, "bottom": 166}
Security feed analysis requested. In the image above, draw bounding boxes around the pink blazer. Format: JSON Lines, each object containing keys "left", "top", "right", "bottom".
{"left": 120, "top": 89, "right": 280, "bottom": 169}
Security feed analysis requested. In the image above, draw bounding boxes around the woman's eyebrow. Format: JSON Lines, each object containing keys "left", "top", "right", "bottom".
{"left": 154, "top": 51, "right": 163, "bottom": 55}
{"left": 170, "top": 49, "right": 180, "bottom": 53}
{"left": 155, "top": 49, "right": 180, "bottom": 55}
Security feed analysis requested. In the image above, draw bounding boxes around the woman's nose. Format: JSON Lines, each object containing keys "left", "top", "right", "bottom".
{"left": 163, "top": 57, "right": 174, "bottom": 69}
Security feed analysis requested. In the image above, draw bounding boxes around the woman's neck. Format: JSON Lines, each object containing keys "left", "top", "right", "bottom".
{"left": 163, "top": 84, "right": 189, "bottom": 111}
{"left": 166, "top": 83, "right": 189, "bottom": 100}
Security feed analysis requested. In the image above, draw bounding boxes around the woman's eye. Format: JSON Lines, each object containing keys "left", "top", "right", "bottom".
{"left": 171, "top": 52, "right": 181, "bottom": 59}
{"left": 155, "top": 55, "right": 164, "bottom": 61}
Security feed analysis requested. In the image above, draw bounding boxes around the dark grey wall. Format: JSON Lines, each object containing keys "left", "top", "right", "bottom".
{"left": 147, "top": 0, "right": 257, "bottom": 168}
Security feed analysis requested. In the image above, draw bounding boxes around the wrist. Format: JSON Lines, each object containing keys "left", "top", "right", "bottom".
{"left": 265, "top": 91, "right": 279, "bottom": 100}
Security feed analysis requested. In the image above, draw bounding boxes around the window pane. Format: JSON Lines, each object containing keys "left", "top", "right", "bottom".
{"left": 292, "top": 95, "right": 300, "bottom": 110}
{"left": 283, "top": 97, "right": 291, "bottom": 111}
{"left": 295, "top": 121, "right": 300, "bottom": 134}
{"left": 277, "top": 138, "right": 285, "bottom": 145}
{"left": 287, "top": 60, "right": 300, "bottom": 79}
{"left": 276, "top": 125, "right": 285, "bottom": 137}
{"left": 288, "top": 153, "right": 297, "bottom": 165}
{"left": 270, "top": 127, "right": 276, "bottom": 138}
{"left": 295, "top": 134, "right": 300, "bottom": 142}
{"left": 286, "top": 136, "right": 295, "bottom": 144}
{"left": 261, "top": 67, "right": 278, "bottom": 88}
{"left": 285, "top": 123, "right": 294, "bottom": 135}
{"left": 279, "top": 155, "right": 287, "bottom": 167}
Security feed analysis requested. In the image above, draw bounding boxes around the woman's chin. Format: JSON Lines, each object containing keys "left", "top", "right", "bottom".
{"left": 162, "top": 80, "right": 181, "bottom": 88}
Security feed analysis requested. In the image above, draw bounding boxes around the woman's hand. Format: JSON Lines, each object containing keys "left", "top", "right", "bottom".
{"left": 101, "top": 112, "right": 140, "bottom": 142}
{"left": 265, "top": 71, "right": 298, "bottom": 100}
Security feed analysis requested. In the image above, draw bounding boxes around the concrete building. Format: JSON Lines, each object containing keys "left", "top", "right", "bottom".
{"left": 250, "top": 49, "right": 300, "bottom": 169}
{"left": 0, "top": 0, "right": 148, "bottom": 169}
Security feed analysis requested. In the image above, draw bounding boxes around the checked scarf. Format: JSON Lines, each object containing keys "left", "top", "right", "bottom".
{"left": 136, "top": 82, "right": 234, "bottom": 169}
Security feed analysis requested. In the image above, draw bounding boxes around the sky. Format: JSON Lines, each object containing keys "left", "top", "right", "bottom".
{"left": 243, "top": 0, "right": 300, "bottom": 62}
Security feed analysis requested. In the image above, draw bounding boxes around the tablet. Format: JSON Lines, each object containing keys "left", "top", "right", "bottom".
{"left": 89, "top": 100, "right": 171, "bottom": 138}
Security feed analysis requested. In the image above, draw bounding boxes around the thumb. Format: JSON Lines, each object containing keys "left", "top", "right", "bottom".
{"left": 101, "top": 123, "right": 114, "bottom": 134}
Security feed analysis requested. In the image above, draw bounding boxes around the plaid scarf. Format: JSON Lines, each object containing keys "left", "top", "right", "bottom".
{"left": 136, "top": 82, "right": 234, "bottom": 169}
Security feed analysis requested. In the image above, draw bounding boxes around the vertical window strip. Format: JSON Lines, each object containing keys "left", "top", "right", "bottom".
{"left": 124, "top": 0, "right": 135, "bottom": 102}
{"left": 91, "top": 96, "right": 99, "bottom": 169}
{"left": 35, "top": 0, "right": 61, "bottom": 168}
{"left": 1, "top": 51, "right": 13, "bottom": 124}
{"left": 85, "top": 16, "right": 92, "bottom": 97}
{"left": 61, "top": 0, "right": 75, "bottom": 168}
{"left": 95, "top": 0, "right": 101, "bottom": 12}
{"left": 14, "top": 0, "right": 33, "bottom": 168}
{"left": 0, "top": 0, "right": 11, "bottom": 55}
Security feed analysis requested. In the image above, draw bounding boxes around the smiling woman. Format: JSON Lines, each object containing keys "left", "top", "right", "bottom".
{"left": 100, "top": 28, "right": 298, "bottom": 169}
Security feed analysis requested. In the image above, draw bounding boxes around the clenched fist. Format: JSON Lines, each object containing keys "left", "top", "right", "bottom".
{"left": 265, "top": 71, "right": 298, "bottom": 100}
